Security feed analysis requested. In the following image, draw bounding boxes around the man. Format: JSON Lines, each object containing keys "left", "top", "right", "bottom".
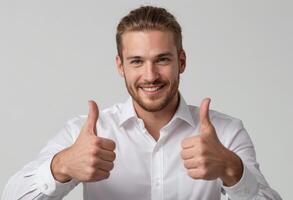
{"left": 2, "top": 5, "right": 281, "bottom": 200}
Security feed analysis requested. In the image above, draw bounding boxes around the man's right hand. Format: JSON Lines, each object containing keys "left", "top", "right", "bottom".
{"left": 51, "top": 100, "right": 116, "bottom": 183}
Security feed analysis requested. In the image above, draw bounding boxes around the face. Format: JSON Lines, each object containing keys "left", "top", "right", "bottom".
{"left": 116, "top": 30, "right": 186, "bottom": 112}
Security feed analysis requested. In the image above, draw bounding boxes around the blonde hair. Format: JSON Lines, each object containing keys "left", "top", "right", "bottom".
{"left": 116, "top": 6, "right": 183, "bottom": 61}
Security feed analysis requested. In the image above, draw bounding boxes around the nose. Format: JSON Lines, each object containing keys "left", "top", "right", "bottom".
{"left": 143, "top": 62, "right": 159, "bottom": 83}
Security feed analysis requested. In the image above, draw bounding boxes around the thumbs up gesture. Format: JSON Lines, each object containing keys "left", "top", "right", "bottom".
{"left": 51, "top": 101, "right": 116, "bottom": 182}
{"left": 180, "top": 98, "right": 243, "bottom": 186}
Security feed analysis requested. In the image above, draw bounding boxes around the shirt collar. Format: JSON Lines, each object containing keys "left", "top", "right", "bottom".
{"left": 172, "top": 94, "right": 196, "bottom": 128}
{"left": 118, "top": 94, "right": 196, "bottom": 128}
{"left": 118, "top": 97, "right": 137, "bottom": 127}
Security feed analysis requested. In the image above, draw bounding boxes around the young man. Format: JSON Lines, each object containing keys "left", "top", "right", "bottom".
{"left": 2, "top": 6, "right": 281, "bottom": 200}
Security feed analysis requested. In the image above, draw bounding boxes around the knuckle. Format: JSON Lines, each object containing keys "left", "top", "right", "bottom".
{"left": 198, "top": 147, "right": 207, "bottom": 156}
{"left": 89, "top": 157, "right": 98, "bottom": 167}
{"left": 94, "top": 137, "right": 102, "bottom": 146}
{"left": 87, "top": 167, "right": 96, "bottom": 179}
{"left": 95, "top": 157, "right": 101, "bottom": 166}
{"left": 90, "top": 146, "right": 100, "bottom": 155}
{"left": 198, "top": 156, "right": 207, "bottom": 167}
{"left": 200, "top": 168, "right": 209, "bottom": 179}
{"left": 202, "top": 160, "right": 208, "bottom": 168}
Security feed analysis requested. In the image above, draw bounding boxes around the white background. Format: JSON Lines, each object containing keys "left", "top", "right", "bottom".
{"left": 0, "top": 0, "right": 292, "bottom": 199}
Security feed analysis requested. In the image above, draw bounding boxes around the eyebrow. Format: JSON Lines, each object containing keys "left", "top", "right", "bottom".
{"left": 126, "top": 56, "right": 141, "bottom": 60}
{"left": 156, "top": 52, "right": 174, "bottom": 58}
{"left": 126, "top": 52, "right": 174, "bottom": 60}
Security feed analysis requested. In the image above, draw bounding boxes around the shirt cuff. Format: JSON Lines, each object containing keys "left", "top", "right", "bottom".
{"left": 34, "top": 156, "right": 79, "bottom": 197}
{"left": 222, "top": 164, "right": 259, "bottom": 200}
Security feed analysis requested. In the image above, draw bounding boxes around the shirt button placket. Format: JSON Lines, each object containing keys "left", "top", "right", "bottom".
{"left": 151, "top": 144, "right": 163, "bottom": 200}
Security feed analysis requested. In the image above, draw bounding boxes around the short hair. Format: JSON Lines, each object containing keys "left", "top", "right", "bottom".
{"left": 116, "top": 6, "right": 183, "bottom": 61}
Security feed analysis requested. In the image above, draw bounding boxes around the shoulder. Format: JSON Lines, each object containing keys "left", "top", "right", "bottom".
{"left": 66, "top": 102, "right": 124, "bottom": 127}
{"left": 187, "top": 105, "right": 247, "bottom": 147}
{"left": 187, "top": 104, "right": 245, "bottom": 137}
{"left": 98, "top": 102, "right": 124, "bottom": 128}
{"left": 64, "top": 102, "right": 125, "bottom": 137}
{"left": 188, "top": 104, "right": 242, "bottom": 125}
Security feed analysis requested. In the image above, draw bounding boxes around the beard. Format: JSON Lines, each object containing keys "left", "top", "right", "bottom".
{"left": 123, "top": 74, "right": 180, "bottom": 112}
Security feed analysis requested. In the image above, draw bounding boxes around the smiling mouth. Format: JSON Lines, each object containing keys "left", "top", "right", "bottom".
{"left": 139, "top": 84, "right": 166, "bottom": 93}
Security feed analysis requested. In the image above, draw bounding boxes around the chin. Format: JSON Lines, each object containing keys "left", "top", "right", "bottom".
{"left": 135, "top": 95, "right": 171, "bottom": 112}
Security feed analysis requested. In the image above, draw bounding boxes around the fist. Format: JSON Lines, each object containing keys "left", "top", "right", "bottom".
{"left": 52, "top": 100, "right": 116, "bottom": 182}
{"left": 180, "top": 98, "right": 243, "bottom": 186}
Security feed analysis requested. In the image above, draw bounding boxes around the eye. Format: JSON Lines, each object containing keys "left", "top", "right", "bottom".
{"left": 156, "top": 57, "right": 170, "bottom": 65}
{"left": 130, "top": 59, "right": 143, "bottom": 65}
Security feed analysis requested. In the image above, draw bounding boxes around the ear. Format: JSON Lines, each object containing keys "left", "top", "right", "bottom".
{"left": 178, "top": 50, "right": 186, "bottom": 74}
{"left": 116, "top": 55, "right": 124, "bottom": 77}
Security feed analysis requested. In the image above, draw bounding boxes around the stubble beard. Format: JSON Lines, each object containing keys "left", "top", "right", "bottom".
{"left": 124, "top": 75, "right": 180, "bottom": 112}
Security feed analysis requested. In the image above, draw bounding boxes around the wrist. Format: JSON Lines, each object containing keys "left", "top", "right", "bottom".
{"left": 51, "top": 148, "right": 72, "bottom": 183}
{"left": 221, "top": 150, "right": 243, "bottom": 187}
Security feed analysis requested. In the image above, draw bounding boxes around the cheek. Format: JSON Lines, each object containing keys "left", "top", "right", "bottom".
{"left": 163, "top": 68, "right": 179, "bottom": 82}
{"left": 124, "top": 70, "right": 141, "bottom": 87}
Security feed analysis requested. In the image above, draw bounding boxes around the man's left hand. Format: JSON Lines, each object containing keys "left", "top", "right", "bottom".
{"left": 180, "top": 98, "right": 243, "bottom": 186}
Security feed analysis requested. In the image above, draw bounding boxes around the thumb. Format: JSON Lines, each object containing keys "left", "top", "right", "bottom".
{"left": 86, "top": 100, "right": 99, "bottom": 135}
{"left": 199, "top": 98, "right": 212, "bottom": 131}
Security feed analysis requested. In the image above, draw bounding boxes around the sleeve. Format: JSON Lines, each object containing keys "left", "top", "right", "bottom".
{"left": 1, "top": 117, "right": 82, "bottom": 200}
{"left": 220, "top": 119, "right": 282, "bottom": 200}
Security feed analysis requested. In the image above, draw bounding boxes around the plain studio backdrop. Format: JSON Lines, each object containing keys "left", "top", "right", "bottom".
{"left": 0, "top": 0, "right": 292, "bottom": 199}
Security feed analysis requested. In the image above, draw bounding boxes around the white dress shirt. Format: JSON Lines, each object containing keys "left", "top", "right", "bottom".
{"left": 2, "top": 95, "right": 282, "bottom": 200}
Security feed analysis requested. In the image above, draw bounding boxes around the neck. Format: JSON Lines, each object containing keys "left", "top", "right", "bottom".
{"left": 133, "top": 92, "right": 180, "bottom": 139}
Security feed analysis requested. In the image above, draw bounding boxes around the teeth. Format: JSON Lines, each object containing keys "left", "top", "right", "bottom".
{"left": 141, "top": 86, "right": 162, "bottom": 92}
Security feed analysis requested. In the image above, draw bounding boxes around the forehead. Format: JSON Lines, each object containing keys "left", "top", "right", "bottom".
{"left": 121, "top": 30, "right": 177, "bottom": 58}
